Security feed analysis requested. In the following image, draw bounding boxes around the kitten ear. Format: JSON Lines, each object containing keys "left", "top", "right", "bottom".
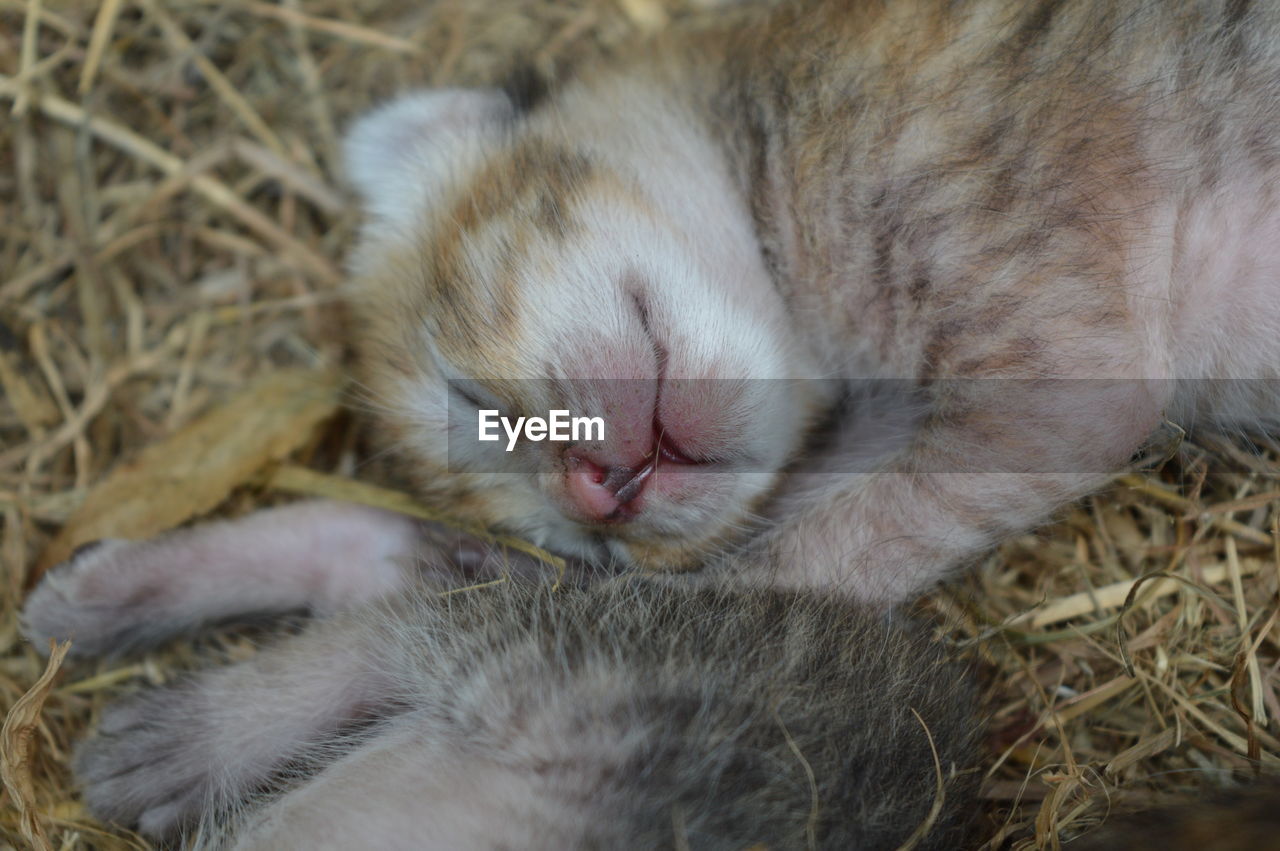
{"left": 343, "top": 89, "right": 513, "bottom": 227}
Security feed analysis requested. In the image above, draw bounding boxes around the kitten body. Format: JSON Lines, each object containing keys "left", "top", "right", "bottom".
{"left": 347, "top": 0, "right": 1280, "bottom": 601}
{"left": 22, "top": 515, "right": 980, "bottom": 849}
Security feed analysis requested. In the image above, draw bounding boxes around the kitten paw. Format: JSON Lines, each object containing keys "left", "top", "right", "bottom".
{"left": 74, "top": 686, "right": 219, "bottom": 837}
{"left": 21, "top": 539, "right": 177, "bottom": 657}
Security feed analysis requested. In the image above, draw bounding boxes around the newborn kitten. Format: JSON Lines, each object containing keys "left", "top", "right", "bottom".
{"left": 22, "top": 523, "right": 981, "bottom": 850}
{"left": 342, "top": 0, "right": 1280, "bottom": 602}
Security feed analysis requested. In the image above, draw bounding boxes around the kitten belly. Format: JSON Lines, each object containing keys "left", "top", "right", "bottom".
{"left": 1166, "top": 173, "right": 1280, "bottom": 426}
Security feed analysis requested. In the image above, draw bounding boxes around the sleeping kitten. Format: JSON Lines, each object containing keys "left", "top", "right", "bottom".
{"left": 341, "top": 0, "right": 1280, "bottom": 602}
{"left": 23, "top": 528, "right": 980, "bottom": 849}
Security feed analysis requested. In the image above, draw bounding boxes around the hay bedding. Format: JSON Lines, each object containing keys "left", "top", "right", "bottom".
{"left": 0, "top": 1, "right": 1277, "bottom": 848}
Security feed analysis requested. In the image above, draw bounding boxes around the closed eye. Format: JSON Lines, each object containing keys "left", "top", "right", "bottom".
{"left": 449, "top": 380, "right": 497, "bottom": 412}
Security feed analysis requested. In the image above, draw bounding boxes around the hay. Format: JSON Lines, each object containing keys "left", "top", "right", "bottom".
{"left": 0, "top": 1, "right": 1276, "bottom": 848}
{"left": 930, "top": 452, "right": 1280, "bottom": 848}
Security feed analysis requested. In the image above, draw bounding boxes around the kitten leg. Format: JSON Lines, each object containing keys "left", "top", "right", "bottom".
{"left": 74, "top": 612, "right": 395, "bottom": 838}
{"left": 22, "top": 500, "right": 421, "bottom": 656}
{"left": 754, "top": 379, "right": 1169, "bottom": 602}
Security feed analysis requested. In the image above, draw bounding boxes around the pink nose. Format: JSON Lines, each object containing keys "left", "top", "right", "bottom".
{"left": 565, "top": 454, "right": 653, "bottom": 522}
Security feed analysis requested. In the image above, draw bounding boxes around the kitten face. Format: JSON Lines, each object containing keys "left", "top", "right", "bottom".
{"left": 344, "top": 90, "right": 826, "bottom": 568}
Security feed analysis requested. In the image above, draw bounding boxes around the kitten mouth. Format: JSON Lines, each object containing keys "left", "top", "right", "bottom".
{"left": 571, "top": 424, "right": 708, "bottom": 523}
{"left": 606, "top": 428, "right": 698, "bottom": 504}
{"left": 605, "top": 469, "right": 649, "bottom": 510}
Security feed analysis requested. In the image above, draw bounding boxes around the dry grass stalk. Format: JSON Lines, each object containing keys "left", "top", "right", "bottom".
{"left": 1, "top": 2, "right": 1278, "bottom": 848}
{"left": 1, "top": 639, "right": 70, "bottom": 851}
{"left": 34, "top": 367, "right": 343, "bottom": 578}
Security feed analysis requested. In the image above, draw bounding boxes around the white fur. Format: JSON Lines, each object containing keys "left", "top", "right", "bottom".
{"left": 343, "top": 89, "right": 512, "bottom": 233}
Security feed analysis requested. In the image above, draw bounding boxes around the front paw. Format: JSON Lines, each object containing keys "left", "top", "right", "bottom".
{"left": 21, "top": 539, "right": 177, "bottom": 657}
{"left": 75, "top": 685, "right": 220, "bottom": 838}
